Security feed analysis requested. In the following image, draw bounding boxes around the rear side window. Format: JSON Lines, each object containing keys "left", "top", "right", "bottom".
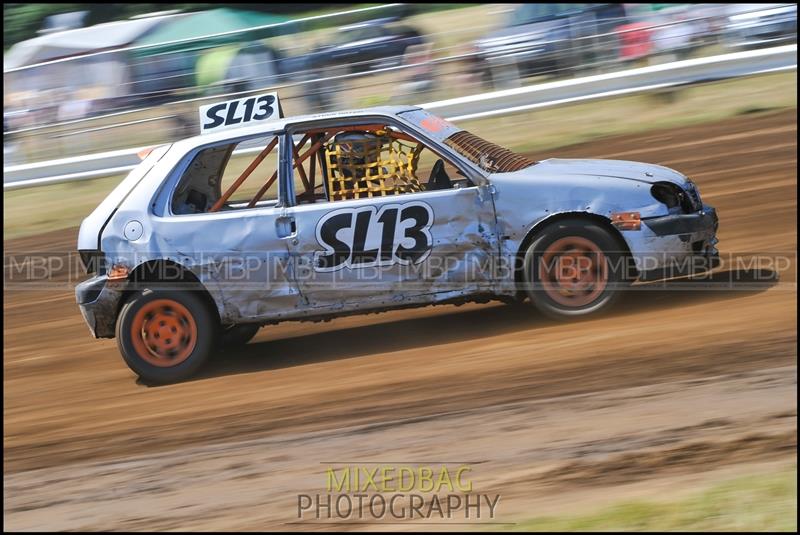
{"left": 171, "top": 135, "right": 280, "bottom": 214}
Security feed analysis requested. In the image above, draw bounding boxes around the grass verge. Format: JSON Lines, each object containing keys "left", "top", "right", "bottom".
{"left": 509, "top": 466, "right": 797, "bottom": 532}
{"left": 461, "top": 70, "right": 797, "bottom": 154}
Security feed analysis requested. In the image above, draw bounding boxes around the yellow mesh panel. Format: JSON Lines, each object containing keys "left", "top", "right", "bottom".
{"left": 324, "top": 131, "right": 423, "bottom": 201}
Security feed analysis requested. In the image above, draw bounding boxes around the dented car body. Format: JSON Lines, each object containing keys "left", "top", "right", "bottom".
{"left": 75, "top": 103, "right": 719, "bottom": 382}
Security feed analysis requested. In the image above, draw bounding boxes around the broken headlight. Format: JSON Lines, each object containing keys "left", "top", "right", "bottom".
{"left": 651, "top": 182, "right": 695, "bottom": 213}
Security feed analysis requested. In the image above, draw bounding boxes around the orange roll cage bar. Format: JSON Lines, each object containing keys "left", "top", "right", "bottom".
{"left": 210, "top": 124, "right": 422, "bottom": 212}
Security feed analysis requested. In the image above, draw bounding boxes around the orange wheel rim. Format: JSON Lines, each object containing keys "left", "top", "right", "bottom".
{"left": 130, "top": 299, "right": 197, "bottom": 367}
{"left": 538, "top": 236, "right": 608, "bottom": 307}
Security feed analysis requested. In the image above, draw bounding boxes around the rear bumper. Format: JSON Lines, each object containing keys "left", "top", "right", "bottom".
{"left": 75, "top": 275, "right": 124, "bottom": 338}
{"left": 625, "top": 205, "right": 720, "bottom": 280}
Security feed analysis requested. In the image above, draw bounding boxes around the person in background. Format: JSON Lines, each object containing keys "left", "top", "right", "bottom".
{"left": 58, "top": 90, "right": 90, "bottom": 122}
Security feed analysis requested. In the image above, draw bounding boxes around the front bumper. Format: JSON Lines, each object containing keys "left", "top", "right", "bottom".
{"left": 75, "top": 275, "right": 125, "bottom": 338}
{"left": 625, "top": 205, "right": 720, "bottom": 281}
{"left": 643, "top": 207, "right": 718, "bottom": 237}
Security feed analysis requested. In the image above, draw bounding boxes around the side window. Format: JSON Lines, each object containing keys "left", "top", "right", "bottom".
{"left": 289, "top": 123, "right": 474, "bottom": 205}
{"left": 414, "top": 145, "right": 468, "bottom": 188}
{"left": 172, "top": 135, "right": 280, "bottom": 214}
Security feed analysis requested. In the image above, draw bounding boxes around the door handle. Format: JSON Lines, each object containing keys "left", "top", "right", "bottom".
{"left": 276, "top": 216, "right": 296, "bottom": 238}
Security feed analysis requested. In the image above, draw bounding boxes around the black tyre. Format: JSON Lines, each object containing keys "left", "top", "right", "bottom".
{"left": 523, "top": 219, "right": 628, "bottom": 320}
{"left": 219, "top": 323, "right": 260, "bottom": 348}
{"left": 116, "top": 288, "right": 217, "bottom": 383}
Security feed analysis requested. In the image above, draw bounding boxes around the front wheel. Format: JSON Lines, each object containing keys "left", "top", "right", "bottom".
{"left": 523, "top": 219, "right": 629, "bottom": 320}
{"left": 116, "top": 288, "right": 217, "bottom": 383}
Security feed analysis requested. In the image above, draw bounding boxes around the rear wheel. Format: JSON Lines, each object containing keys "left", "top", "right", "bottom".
{"left": 523, "top": 219, "right": 628, "bottom": 320}
{"left": 116, "top": 288, "right": 216, "bottom": 383}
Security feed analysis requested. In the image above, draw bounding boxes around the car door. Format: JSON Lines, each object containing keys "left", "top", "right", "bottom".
{"left": 146, "top": 133, "right": 304, "bottom": 323}
{"left": 280, "top": 125, "right": 499, "bottom": 310}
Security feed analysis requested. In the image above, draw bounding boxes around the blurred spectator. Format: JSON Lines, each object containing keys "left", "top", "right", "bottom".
{"left": 398, "top": 42, "right": 435, "bottom": 99}
{"left": 3, "top": 110, "right": 24, "bottom": 165}
{"left": 57, "top": 91, "right": 90, "bottom": 121}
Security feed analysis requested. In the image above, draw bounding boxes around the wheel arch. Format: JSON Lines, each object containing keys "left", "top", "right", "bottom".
{"left": 121, "top": 259, "right": 222, "bottom": 325}
{"left": 513, "top": 211, "right": 637, "bottom": 293}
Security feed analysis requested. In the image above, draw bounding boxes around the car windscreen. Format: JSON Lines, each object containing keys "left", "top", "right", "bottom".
{"left": 444, "top": 131, "right": 537, "bottom": 173}
{"left": 399, "top": 108, "right": 536, "bottom": 173}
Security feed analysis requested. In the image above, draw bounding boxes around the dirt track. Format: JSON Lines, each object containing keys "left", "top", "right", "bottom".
{"left": 4, "top": 110, "right": 797, "bottom": 530}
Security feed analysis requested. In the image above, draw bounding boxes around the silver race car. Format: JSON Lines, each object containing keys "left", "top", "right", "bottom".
{"left": 76, "top": 94, "right": 719, "bottom": 382}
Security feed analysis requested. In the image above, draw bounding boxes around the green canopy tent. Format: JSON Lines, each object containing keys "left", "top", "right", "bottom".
{"left": 195, "top": 45, "right": 241, "bottom": 88}
{"left": 195, "top": 42, "right": 281, "bottom": 93}
{"left": 128, "top": 8, "right": 294, "bottom": 96}
{"left": 132, "top": 8, "right": 294, "bottom": 57}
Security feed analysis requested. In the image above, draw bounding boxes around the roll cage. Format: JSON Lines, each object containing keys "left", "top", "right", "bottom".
{"left": 160, "top": 112, "right": 493, "bottom": 217}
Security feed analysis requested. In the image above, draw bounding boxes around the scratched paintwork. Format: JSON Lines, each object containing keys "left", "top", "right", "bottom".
{"left": 76, "top": 105, "right": 718, "bottom": 338}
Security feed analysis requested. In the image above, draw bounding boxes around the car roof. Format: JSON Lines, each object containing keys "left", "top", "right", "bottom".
{"left": 172, "top": 104, "right": 421, "bottom": 152}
